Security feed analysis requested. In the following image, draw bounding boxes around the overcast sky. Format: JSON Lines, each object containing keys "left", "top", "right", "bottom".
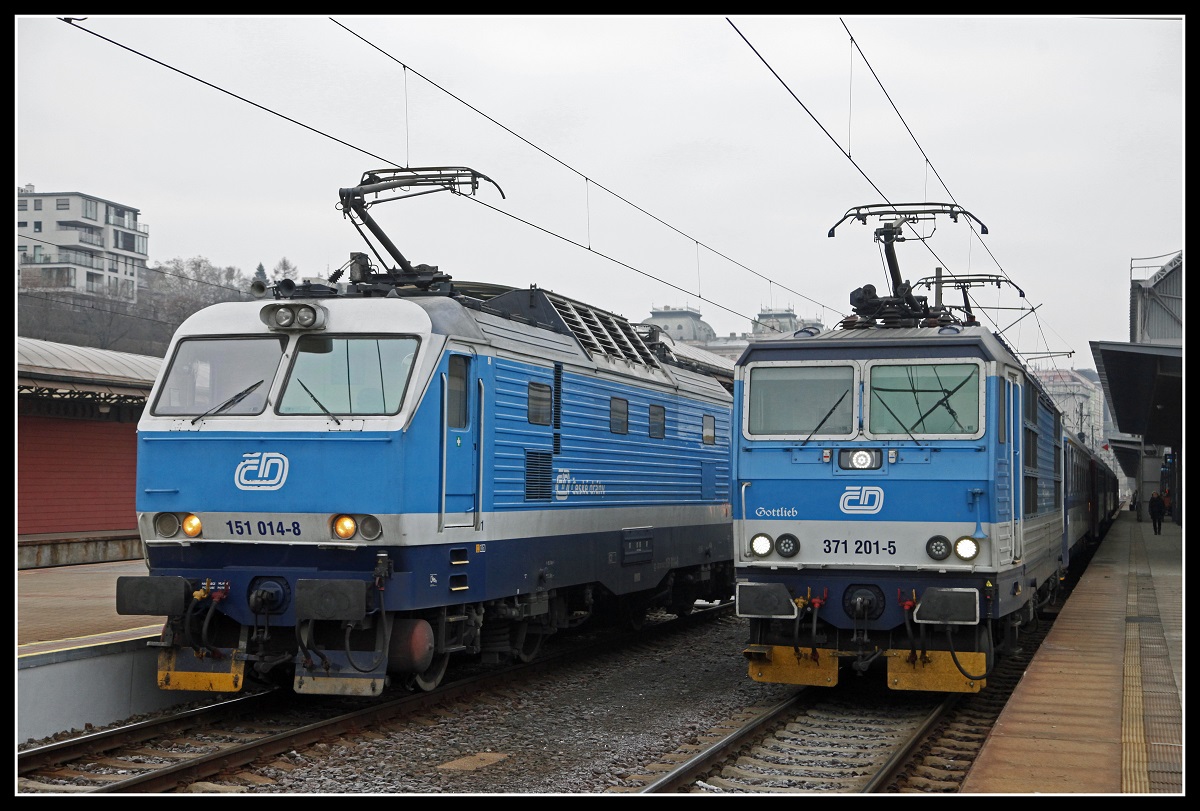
{"left": 16, "top": 15, "right": 1183, "bottom": 373}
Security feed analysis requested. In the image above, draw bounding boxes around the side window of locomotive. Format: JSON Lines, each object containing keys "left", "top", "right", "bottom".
{"left": 446, "top": 355, "right": 470, "bottom": 428}
{"left": 747, "top": 364, "right": 854, "bottom": 436}
{"left": 528, "top": 382, "right": 552, "bottom": 426}
{"left": 610, "top": 398, "right": 629, "bottom": 435}
{"left": 702, "top": 414, "right": 716, "bottom": 445}
{"left": 278, "top": 336, "right": 417, "bottom": 416}
{"left": 868, "top": 362, "right": 981, "bottom": 437}
{"left": 649, "top": 404, "right": 666, "bottom": 439}
{"left": 152, "top": 336, "right": 285, "bottom": 416}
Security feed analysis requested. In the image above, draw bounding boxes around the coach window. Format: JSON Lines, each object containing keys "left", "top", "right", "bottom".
{"left": 610, "top": 398, "right": 629, "bottom": 434}
{"left": 649, "top": 404, "right": 666, "bottom": 438}
{"left": 528, "top": 382, "right": 552, "bottom": 425}
{"left": 703, "top": 414, "right": 716, "bottom": 445}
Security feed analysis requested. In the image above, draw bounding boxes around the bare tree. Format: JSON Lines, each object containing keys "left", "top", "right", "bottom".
{"left": 272, "top": 257, "right": 298, "bottom": 281}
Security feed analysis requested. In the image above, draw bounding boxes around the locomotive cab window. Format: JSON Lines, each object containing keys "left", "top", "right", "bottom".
{"left": 745, "top": 363, "right": 855, "bottom": 438}
{"left": 446, "top": 355, "right": 470, "bottom": 429}
{"left": 278, "top": 335, "right": 417, "bottom": 416}
{"left": 865, "top": 360, "right": 983, "bottom": 439}
{"left": 152, "top": 336, "right": 285, "bottom": 416}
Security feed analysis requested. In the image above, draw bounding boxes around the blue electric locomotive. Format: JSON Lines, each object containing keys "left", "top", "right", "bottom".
{"left": 117, "top": 167, "right": 735, "bottom": 696}
{"left": 734, "top": 203, "right": 1117, "bottom": 693}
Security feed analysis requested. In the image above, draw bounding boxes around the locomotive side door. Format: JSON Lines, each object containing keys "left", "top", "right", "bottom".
{"left": 441, "top": 352, "right": 482, "bottom": 530}
{"left": 1007, "top": 370, "right": 1023, "bottom": 561}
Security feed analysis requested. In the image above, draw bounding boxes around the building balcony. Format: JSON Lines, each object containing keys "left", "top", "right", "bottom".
{"left": 54, "top": 226, "right": 105, "bottom": 249}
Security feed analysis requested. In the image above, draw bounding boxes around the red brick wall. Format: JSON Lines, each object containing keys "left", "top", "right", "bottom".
{"left": 17, "top": 415, "right": 138, "bottom": 534}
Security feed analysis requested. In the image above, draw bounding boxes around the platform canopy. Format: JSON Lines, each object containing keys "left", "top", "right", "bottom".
{"left": 1090, "top": 340, "right": 1182, "bottom": 450}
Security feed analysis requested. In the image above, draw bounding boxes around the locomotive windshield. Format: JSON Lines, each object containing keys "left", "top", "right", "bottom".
{"left": 152, "top": 336, "right": 285, "bottom": 417}
{"left": 867, "top": 361, "right": 981, "bottom": 436}
{"left": 747, "top": 364, "right": 855, "bottom": 436}
{"left": 277, "top": 335, "right": 418, "bottom": 416}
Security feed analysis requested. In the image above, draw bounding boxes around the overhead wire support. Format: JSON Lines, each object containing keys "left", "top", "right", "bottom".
{"left": 733, "top": 16, "right": 1069, "bottom": 364}
{"left": 331, "top": 16, "right": 828, "bottom": 327}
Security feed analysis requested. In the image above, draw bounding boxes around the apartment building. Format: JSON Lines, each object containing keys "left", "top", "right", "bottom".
{"left": 17, "top": 184, "right": 149, "bottom": 303}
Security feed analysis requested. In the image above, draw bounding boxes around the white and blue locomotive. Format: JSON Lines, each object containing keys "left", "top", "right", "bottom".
{"left": 734, "top": 204, "right": 1118, "bottom": 693}
{"left": 117, "top": 167, "right": 735, "bottom": 696}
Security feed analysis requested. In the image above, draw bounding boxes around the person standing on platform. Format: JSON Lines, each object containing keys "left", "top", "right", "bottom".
{"left": 1148, "top": 491, "right": 1166, "bottom": 535}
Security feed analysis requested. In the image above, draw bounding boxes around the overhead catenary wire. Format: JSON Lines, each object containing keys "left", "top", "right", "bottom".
{"left": 329, "top": 17, "right": 837, "bottom": 329}
{"left": 60, "top": 16, "right": 796, "bottom": 333}
{"left": 54, "top": 16, "right": 1074, "bottom": 363}
{"left": 731, "top": 16, "right": 1070, "bottom": 367}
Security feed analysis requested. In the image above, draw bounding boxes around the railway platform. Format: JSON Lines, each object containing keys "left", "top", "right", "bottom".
{"left": 960, "top": 507, "right": 1183, "bottom": 794}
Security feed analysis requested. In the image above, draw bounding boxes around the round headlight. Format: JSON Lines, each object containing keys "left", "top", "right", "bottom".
{"left": 954, "top": 536, "right": 980, "bottom": 561}
{"left": 296, "top": 305, "right": 317, "bottom": 328}
{"left": 926, "top": 535, "right": 952, "bottom": 561}
{"left": 775, "top": 533, "right": 800, "bottom": 558}
{"left": 750, "top": 533, "right": 773, "bottom": 557}
{"left": 274, "top": 307, "right": 295, "bottom": 328}
{"left": 851, "top": 449, "right": 873, "bottom": 469}
{"left": 182, "top": 514, "right": 203, "bottom": 538}
{"left": 154, "top": 513, "right": 181, "bottom": 538}
{"left": 359, "top": 514, "right": 382, "bottom": 541}
{"left": 333, "top": 514, "right": 358, "bottom": 539}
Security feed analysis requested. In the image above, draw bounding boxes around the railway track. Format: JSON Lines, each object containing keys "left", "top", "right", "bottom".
{"left": 619, "top": 581, "right": 1067, "bottom": 794}
{"left": 18, "top": 603, "right": 734, "bottom": 793}
{"left": 622, "top": 687, "right": 952, "bottom": 793}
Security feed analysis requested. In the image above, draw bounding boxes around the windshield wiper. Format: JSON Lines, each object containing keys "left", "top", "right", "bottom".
{"left": 872, "top": 392, "right": 921, "bottom": 445}
{"left": 297, "top": 379, "right": 341, "bottom": 425}
{"left": 191, "top": 379, "right": 264, "bottom": 425}
{"left": 907, "top": 374, "right": 972, "bottom": 433}
{"left": 800, "top": 388, "right": 850, "bottom": 446}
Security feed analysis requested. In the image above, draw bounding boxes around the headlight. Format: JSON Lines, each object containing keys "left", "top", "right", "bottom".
{"left": 954, "top": 536, "right": 980, "bottom": 561}
{"left": 261, "top": 303, "right": 327, "bottom": 331}
{"left": 775, "top": 533, "right": 799, "bottom": 558}
{"left": 926, "top": 535, "right": 952, "bottom": 561}
{"left": 182, "top": 514, "right": 202, "bottom": 538}
{"left": 154, "top": 513, "right": 181, "bottom": 538}
{"left": 333, "top": 514, "right": 358, "bottom": 539}
{"left": 750, "top": 533, "right": 773, "bottom": 556}
{"left": 838, "top": 448, "right": 882, "bottom": 470}
{"left": 296, "top": 305, "right": 317, "bottom": 328}
{"left": 359, "top": 514, "right": 382, "bottom": 541}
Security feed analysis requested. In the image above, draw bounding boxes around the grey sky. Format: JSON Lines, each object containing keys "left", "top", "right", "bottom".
{"left": 16, "top": 15, "right": 1183, "bottom": 371}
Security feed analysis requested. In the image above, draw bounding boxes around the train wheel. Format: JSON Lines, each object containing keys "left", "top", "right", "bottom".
{"left": 411, "top": 652, "right": 449, "bottom": 692}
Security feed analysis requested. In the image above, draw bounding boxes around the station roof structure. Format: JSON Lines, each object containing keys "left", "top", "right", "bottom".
{"left": 17, "top": 337, "right": 160, "bottom": 403}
